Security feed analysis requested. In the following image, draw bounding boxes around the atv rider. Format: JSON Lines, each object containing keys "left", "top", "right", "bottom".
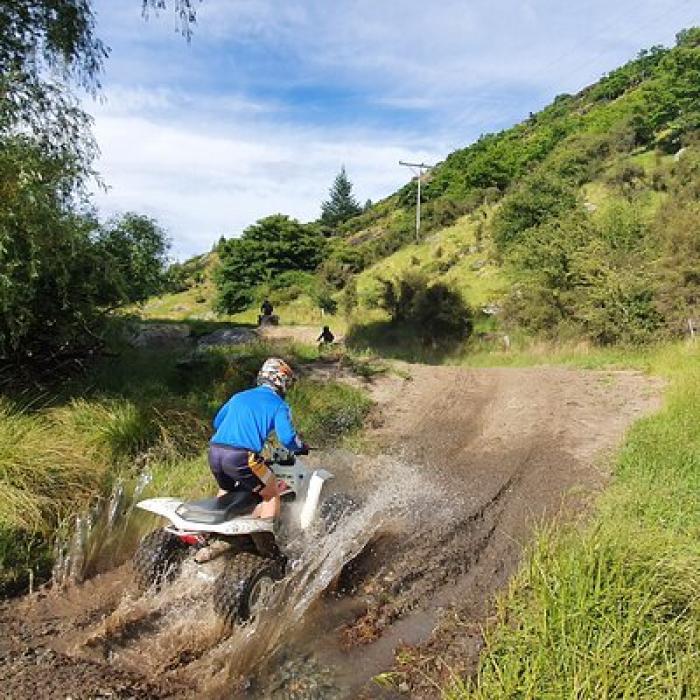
{"left": 209, "top": 358, "right": 307, "bottom": 517}
{"left": 260, "top": 299, "right": 274, "bottom": 317}
{"left": 317, "top": 325, "right": 335, "bottom": 346}
{"left": 196, "top": 358, "right": 308, "bottom": 562}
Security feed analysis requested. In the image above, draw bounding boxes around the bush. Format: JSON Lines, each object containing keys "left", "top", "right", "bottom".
{"left": 341, "top": 277, "right": 358, "bottom": 317}
{"left": 653, "top": 191, "right": 700, "bottom": 336}
{"left": 378, "top": 271, "right": 473, "bottom": 344}
{"left": 491, "top": 173, "right": 579, "bottom": 252}
{"left": 502, "top": 200, "right": 664, "bottom": 344}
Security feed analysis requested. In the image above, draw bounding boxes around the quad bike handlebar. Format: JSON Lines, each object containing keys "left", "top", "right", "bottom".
{"left": 266, "top": 444, "right": 315, "bottom": 466}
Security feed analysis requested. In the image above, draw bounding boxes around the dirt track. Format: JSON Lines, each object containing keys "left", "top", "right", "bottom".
{"left": 0, "top": 363, "right": 661, "bottom": 698}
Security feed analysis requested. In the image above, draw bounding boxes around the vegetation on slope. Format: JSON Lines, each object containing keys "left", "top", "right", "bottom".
{"left": 171, "top": 29, "right": 696, "bottom": 354}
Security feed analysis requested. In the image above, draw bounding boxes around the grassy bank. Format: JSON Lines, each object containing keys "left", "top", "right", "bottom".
{"left": 449, "top": 342, "right": 699, "bottom": 698}
{"left": 0, "top": 338, "right": 372, "bottom": 595}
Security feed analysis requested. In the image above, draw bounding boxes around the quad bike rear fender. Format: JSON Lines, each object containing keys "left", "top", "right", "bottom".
{"left": 136, "top": 497, "right": 275, "bottom": 535}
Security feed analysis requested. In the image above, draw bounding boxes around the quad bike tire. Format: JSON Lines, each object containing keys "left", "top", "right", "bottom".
{"left": 320, "top": 492, "right": 360, "bottom": 533}
{"left": 133, "top": 528, "right": 187, "bottom": 592}
{"left": 213, "top": 552, "right": 285, "bottom": 626}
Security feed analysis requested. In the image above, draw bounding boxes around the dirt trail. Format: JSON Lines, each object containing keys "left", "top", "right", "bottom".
{"left": 0, "top": 363, "right": 661, "bottom": 699}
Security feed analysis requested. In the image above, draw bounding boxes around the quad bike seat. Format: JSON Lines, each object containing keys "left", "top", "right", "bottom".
{"left": 176, "top": 490, "right": 259, "bottom": 524}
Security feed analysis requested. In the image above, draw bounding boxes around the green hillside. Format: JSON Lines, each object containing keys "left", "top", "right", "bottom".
{"left": 144, "top": 28, "right": 699, "bottom": 351}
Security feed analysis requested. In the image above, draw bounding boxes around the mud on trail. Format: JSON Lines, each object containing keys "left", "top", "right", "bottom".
{"left": 0, "top": 364, "right": 661, "bottom": 699}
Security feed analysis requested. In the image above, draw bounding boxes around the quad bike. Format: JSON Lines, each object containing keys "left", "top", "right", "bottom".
{"left": 257, "top": 313, "right": 279, "bottom": 327}
{"left": 132, "top": 447, "right": 355, "bottom": 626}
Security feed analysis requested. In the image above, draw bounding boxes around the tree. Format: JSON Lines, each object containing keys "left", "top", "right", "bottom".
{"left": 215, "top": 215, "right": 326, "bottom": 314}
{"left": 95, "top": 213, "right": 170, "bottom": 305}
{"left": 0, "top": 136, "right": 172, "bottom": 361}
{"left": 320, "top": 166, "right": 362, "bottom": 229}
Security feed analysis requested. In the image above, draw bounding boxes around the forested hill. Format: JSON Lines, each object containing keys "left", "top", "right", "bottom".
{"left": 168, "top": 28, "right": 699, "bottom": 346}
{"left": 337, "top": 27, "right": 699, "bottom": 253}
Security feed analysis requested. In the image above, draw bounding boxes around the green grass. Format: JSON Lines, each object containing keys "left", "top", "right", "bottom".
{"left": 0, "top": 398, "right": 108, "bottom": 533}
{"left": 459, "top": 337, "right": 664, "bottom": 370}
{"left": 288, "top": 380, "right": 373, "bottom": 446}
{"left": 448, "top": 342, "right": 700, "bottom": 699}
{"left": 355, "top": 215, "right": 507, "bottom": 313}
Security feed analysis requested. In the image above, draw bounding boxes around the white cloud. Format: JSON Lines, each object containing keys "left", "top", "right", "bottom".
{"left": 91, "top": 92, "right": 441, "bottom": 258}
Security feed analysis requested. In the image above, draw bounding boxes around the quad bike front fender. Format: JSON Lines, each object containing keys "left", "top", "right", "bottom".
{"left": 299, "top": 469, "right": 334, "bottom": 530}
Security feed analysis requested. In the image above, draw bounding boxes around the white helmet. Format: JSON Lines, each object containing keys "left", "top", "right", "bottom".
{"left": 257, "top": 357, "right": 295, "bottom": 395}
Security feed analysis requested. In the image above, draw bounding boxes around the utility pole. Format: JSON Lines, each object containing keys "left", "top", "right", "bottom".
{"left": 399, "top": 160, "right": 434, "bottom": 241}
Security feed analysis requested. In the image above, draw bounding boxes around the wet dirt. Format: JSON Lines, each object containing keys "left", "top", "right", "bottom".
{"left": 0, "top": 363, "right": 662, "bottom": 699}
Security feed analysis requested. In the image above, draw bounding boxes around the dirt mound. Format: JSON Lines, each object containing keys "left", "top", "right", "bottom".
{"left": 0, "top": 364, "right": 661, "bottom": 698}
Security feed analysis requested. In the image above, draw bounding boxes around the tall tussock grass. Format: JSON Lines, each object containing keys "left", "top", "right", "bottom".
{"left": 0, "top": 398, "right": 107, "bottom": 532}
{"left": 450, "top": 526, "right": 700, "bottom": 699}
{"left": 50, "top": 398, "right": 209, "bottom": 463}
{"left": 450, "top": 343, "right": 700, "bottom": 698}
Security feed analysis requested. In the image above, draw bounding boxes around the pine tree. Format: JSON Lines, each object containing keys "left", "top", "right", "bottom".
{"left": 320, "top": 166, "right": 362, "bottom": 229}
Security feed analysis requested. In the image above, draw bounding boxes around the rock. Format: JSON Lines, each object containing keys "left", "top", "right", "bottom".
{"left": 128, "top": 323, "right": 191, "bottom": 349}
{"left": 196, "top": 328, "right": 255, "bottom": 350}
{"left": 481, "top": 303, "right": 501, "bottom": 316}
{"left": 583, "top": 201, "right": 597, "bottom": 212}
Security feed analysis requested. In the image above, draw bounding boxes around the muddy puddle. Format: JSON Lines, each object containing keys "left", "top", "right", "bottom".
{"left": 42, "top": 453, "right": 446, "bottom": 698}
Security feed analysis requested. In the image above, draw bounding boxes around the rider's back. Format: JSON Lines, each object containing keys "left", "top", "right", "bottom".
{"left": 211, "top": 385, "right": 296, "bottom": 453}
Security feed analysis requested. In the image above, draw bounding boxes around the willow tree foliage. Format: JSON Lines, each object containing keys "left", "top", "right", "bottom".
{"left": 0, "top": 1, "right": 184, "bottom": 361}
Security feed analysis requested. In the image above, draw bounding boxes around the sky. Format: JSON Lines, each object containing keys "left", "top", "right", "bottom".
{"left": 87, "top": 0, "right": 700, "bottom": 259}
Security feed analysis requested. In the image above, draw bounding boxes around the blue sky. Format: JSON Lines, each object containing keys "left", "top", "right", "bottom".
{"left": 87, "top": 0, "right": 699, "bottom": 259}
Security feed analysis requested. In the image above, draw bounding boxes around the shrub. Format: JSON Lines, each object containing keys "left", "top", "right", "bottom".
{"left": 341, "top": 277, "right": 358, "bottom": 317}
{"left": 491, "top": 173, "right": 579, "bottom": 252}
{"left": 653, "top": 198, "right": 700, "bottom": 336}
{"left": 502, "top": 201, "right": 662, "bottom": 344}
{"left": 378, "top": 271, "right": 473, "bottom": 344}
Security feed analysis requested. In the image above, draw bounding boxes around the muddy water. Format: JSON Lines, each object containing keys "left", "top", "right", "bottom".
{"left": 51, "top": 455, "right": 444, "bottom": 698}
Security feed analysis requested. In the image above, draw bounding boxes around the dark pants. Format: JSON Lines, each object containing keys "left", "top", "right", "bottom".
{"left": 208, "top": 444, "right": 263, "bottom": 497}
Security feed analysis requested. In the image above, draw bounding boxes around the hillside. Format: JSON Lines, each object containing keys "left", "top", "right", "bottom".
{"left": 142, "top": 28, "right": 699, "bottom": 351}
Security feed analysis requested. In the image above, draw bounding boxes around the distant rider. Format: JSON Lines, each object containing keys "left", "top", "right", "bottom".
{"left": 260, "top": 299, "right": 274, "bottom": 317}
{"left": 196, "top": 358, "right": 308, "bottom": 562}
{"left": 317, "top": 325, "right": 335, "bottom": 347}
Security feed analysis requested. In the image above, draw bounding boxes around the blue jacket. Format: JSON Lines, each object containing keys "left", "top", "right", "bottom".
{"left": 211, "top": 385, "right": 301, "bottom": 453}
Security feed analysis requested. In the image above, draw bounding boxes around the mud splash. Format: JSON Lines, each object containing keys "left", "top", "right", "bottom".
{"left": 54, "top": 456, "right": 441, "bottom": 697}
{"left": 52, "top": 470, "right": 153, "bottom": 586}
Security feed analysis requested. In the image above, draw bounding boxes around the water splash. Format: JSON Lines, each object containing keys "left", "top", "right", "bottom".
{"left": 52, "top": 468, "right": 153, "bottom": 587}
{"left": 65, "top": 455, "right": 441, "bottom": 697}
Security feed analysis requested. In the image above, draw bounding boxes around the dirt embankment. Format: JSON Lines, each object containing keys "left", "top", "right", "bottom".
{"left": 0, "top": 363, "right": 661, "bottom": 699}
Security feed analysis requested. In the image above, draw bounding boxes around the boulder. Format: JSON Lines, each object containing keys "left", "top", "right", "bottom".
{"left": 197, "top": 328, "right": 255, "bottom": 349}
{"left": 129, "top": 323, "right": 192, "bottom": 349}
